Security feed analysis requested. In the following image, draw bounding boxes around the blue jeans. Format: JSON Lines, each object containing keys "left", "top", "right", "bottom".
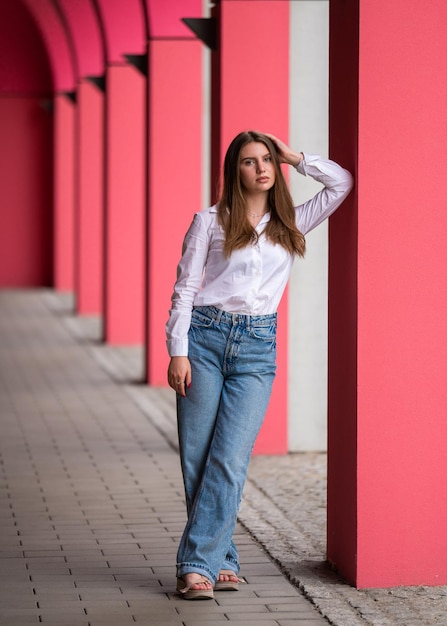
{"left": 176, "top": 305, "right": 277, "bottom": 584}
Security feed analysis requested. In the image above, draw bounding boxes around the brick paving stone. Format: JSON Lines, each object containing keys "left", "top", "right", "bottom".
{"left": 167, "top": 602, "right": 230, "bottom": 615}
{"left": 39, "top": 612, "right": 92, "bottom": 626}
{"left": 0, "top": 599, "right": 38, "bottom": 609}
{"left": 284, "top": 617, "right": 335, "bottom": 624}
{"left": 266, "top": 602, "right": 325, "bottom": 614}
{"left": 33, "top": 592, "right": 82, "bottom": 602}
{"left": 0, "top": 614, "right": 40, "bottom": 624}
{"left": 183, "top": 621, "right": 279, "bottom": 626}
{"left": 132, "top": 612, "right": 185, "bottom": 626}
{"left": 232, "top": 613, "right": 314, "bottom": 621}
{"left": 215, "top": 594, "right": 269, "bottom": 606}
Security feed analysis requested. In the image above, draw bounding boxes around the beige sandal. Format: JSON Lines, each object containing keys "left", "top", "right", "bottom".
{"left": 176, "top": 574, "right": 214, "bottom": 600}
{"left": 214, "top": 569, "right": 243, "bottom": 591}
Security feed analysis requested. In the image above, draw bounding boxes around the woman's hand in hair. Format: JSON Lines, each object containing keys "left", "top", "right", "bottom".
{"left": 265, "top": 134, "right": 304, "bottom": 167}
{"left": 168, "top": 356, "right": 191, "bottom": 397}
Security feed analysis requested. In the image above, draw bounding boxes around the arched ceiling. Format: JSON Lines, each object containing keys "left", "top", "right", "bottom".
{"left": 20, "top": 0, "right": 76, "bottom": 92}
{"left": 94, "top": 0, "right": 146, "bottom": 64}
{"left": 0, "top": 1, "right": 53, "bottom": 94}
{"left": 57, "top": 0, "right": 104, "bottom": 78}
{"left": 0, "top": 0, "right": 203, "bottom": 95}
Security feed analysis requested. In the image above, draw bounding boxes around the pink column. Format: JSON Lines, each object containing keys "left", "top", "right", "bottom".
{"left": 104, "top": 64, "right": 146, "bottom": 344}
{"left": 211, "top": 0, "right": 290, "bottom": 454}
{"left": 76, "top": 79, "right": 105, "bottom": 315}
{"left": 54, "top": 93, "right": 76, "bottom": 292}
{"left": 328, "top": 0, "right": 447, "bottom": 587}
{"left": 146, "top": 38, "right": 202, "bottom": 384}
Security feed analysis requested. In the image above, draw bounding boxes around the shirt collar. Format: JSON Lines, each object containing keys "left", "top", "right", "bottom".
{"left": 209, "top": 205, "right": 271, "bottom": 222}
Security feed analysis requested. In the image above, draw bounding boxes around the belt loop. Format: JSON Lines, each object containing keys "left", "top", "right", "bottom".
{"left": 215, "top": 307, "right": 223, "bottom": 324}
{"left": 247, "top": 314, "right": 251, "bottom": 330}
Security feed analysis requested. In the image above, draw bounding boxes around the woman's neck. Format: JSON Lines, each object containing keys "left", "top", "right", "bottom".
{"left": 244, "top": 193, "right": 269, "bottom": 217}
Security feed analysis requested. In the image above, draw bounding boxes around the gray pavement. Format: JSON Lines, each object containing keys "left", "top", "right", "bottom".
{"left": 1, "top": 290, "right": 446, "bottom": 626}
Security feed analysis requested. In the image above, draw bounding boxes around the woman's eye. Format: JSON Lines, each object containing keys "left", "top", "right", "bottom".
{"left": 265, "top": 156, "right": 272, "bottom": 162}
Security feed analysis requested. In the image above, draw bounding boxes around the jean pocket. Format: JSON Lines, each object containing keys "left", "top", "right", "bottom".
{"left": 250, "top": 323, "right": 277, "bottom": 342}
{"left": 190, "top": 309, "right": 214, "bottom": 329}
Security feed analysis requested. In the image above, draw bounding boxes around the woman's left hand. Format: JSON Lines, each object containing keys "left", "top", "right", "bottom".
{"left": 265, "top": 133, "right": 303, "bottom": 167}
{"left": 168, "top": 356, "right": 191, "bottom": 397}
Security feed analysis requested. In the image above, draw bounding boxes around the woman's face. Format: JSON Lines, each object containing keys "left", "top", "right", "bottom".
{"left": 238, "top": 141, "right": 276, "bottom": 194}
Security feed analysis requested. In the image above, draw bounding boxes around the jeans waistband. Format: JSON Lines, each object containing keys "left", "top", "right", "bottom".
{"left": 193, "top": 305, "right": 277, "bottom": 327}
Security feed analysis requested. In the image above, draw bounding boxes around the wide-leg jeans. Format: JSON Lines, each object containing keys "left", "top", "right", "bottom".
{"left": 176, "top": 305, "right": 277, "bottom": 584}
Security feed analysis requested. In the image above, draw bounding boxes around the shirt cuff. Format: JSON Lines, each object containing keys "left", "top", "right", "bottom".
{"left": 166, "top": 338, "right": 189, "bottom": 357}
{"left": 295, "top": 152, "right": 320, "bottom": 175}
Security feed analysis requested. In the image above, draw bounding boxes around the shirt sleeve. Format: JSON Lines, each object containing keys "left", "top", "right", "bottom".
{"left": 165, "top": 213, "right": 210, "bottom": 357}
{"left": 295, "top": 153, "right": 354, "bottom": 235}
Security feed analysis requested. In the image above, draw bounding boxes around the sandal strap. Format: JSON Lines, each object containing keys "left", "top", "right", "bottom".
{"left": 178, "top": 575, "right": 213, "bottom": 593}
{"left": 217, "top": 570, "right": 245, "bottom": 583}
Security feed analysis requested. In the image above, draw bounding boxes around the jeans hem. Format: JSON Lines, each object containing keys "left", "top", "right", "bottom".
{"left": 222, "top": 557, "right": 239, "bottom": 574}
{"left": 176, "top": 562, "right": 216, "bottom": 585}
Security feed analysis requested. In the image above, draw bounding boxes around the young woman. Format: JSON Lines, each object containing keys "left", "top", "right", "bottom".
{"left": 166, "top": 131, "right": 353, "bottom": 600}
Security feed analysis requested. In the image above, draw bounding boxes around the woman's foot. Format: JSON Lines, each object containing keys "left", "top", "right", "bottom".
{"left": 176, "top": 573, "right": 214, "bottom": 600}
{"left": 214, "top": 569, "right": 241, "bottom": 591}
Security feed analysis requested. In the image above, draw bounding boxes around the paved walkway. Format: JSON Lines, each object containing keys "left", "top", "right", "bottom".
{"left": 0, "top": 290, "right": 327, "bottom": 625}
{"left": 1, "top": 290, "right": 447, "bottom": 626}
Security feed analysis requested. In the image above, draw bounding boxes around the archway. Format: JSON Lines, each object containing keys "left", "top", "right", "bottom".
{"left": 0, "top": 1, "right": 54, "bottom": 286}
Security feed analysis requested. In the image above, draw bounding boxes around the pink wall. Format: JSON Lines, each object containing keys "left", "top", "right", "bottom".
{"left": 328, "top": 0, "right": 447, "bottom": 587}
{"left": 76, "top": 80, "right": 105, "bottom": 315}
{"left": 211, "top": 0, "right": 290, "bottom": 454}
{"left": 0, "top": 98, "right": 53, "bottom": 286}
{"left": 104, "top": 64, "right": 146, "bottom": 344}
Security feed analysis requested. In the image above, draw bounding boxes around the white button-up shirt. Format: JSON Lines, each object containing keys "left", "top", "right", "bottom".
{"left": 166, "top": 153, "right": 353, "bottom": 356}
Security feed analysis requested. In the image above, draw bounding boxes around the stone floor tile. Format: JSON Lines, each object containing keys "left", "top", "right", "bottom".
{"left": 227, "top": 614, "right": 305, "bottom": 621}
{"left": 39, "top": 613, "right": 90, "bottom": 626}
{"left": 255, "top": 588, "right": 312, "bottom": 598}
{"left": 36, "top": 600, "right": 86, "bottom": 609}
{"left": 276, "top": 615, "right": 328, "bottom": 626}
{"left": 133, "top": 619, "right": 182, "bottom": 625}
{"left": 77, "top": 589, "right": 124, "bottom": 600}
{"left": 34, "top": 592, "right": 81, "bottom": 602}
{"left": 266, "top": 602, "right": 323, "bottom": 614}
{"left": 0, "top": 599, "right": 37, "bottom": 609}
{"left": 66, "top": 565, "right": 113, "bottom": 574}
{"left": 0, "top": 552, "right": 25, "bottom": 564}
{"left": 0, "top": 614, "right": 39, "bottom": 624}
{"left": 183, "top": 621, "right": 278, "bottom": 626}
{"left": 175, "top": 603, "right": 228, "bottom": 615}
{"left": 86, "top": 618, "right": 137, "bottom": 625}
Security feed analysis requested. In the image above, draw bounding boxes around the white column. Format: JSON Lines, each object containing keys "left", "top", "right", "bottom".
{"left": 288, "top": 0, "right": 329, "bottom": 451}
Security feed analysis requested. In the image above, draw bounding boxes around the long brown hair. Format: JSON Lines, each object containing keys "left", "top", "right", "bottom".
{"left": 217, "top": 131, "right": 306, "bottom": 258}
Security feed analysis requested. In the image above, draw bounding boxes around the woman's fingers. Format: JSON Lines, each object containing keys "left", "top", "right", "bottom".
{"left": 167, "top": 356, "right": 191, "bottom": 395}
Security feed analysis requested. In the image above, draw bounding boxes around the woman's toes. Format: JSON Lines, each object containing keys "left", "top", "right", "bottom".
{"left": 218, "top": 570, "right": 238, "bottom": 583}
{"left": 184, "top": 573, "right": 212, "bottom": 590}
